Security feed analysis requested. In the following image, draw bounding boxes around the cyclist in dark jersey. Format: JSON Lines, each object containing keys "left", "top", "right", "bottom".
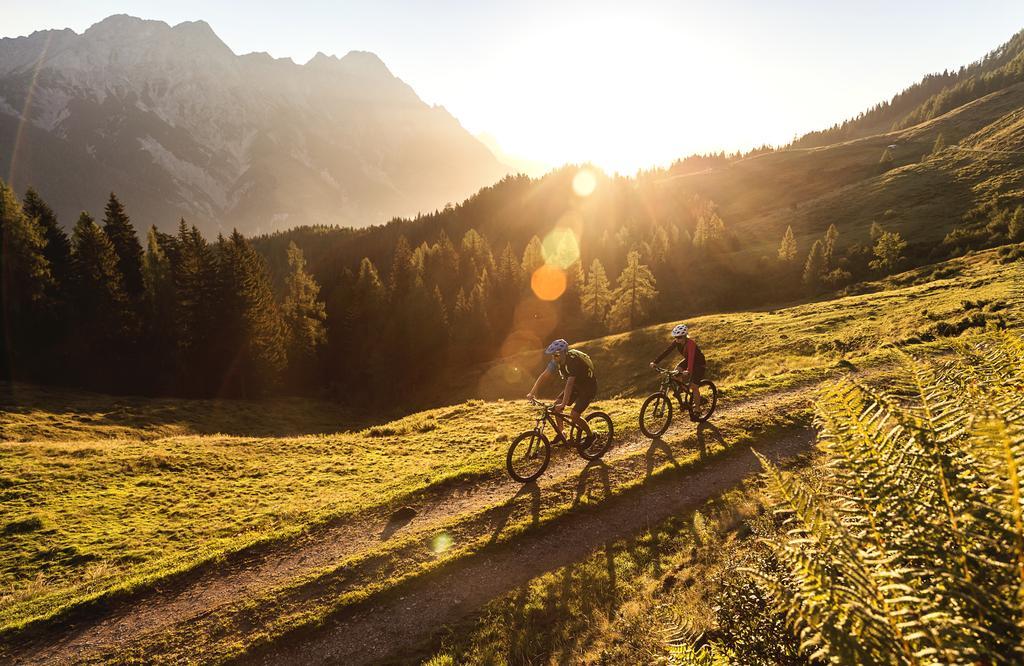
{"left": 527, "top": 338, "right": 597, "bottom": 443}
{"left": 650, "top": 324, "right": 705, "bottom": 416}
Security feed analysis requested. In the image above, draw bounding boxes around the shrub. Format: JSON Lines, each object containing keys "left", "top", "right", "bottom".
{"left": 671, "top": 333, "right": 1024, "bottom": 664}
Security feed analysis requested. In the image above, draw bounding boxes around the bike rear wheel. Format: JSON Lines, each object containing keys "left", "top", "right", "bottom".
{"left": 578, "top": 411, "right": 613, "bottom": 460}
{"left": 639, "top": 392, "right": 673, "bottom": 438}
{"left": 506, "top": 430, "right": 551, "bottom": 482}
{"left": 689, "top": 380, "right": 718, "bottom": 422}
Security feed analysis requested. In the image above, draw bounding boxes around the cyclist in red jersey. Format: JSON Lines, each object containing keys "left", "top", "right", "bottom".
{"left": 649, "top": 324, "right": 705, "bottom": 417}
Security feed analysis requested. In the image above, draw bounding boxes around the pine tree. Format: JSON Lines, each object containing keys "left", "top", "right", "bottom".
{"left": 823, "top": 224, "right": 839, "bottom": 271}
{"left": 802, "top": 239, "right": 826, "bottom": 290}
{"left": 388, "top": 235, "right": 415, "bottom": 301}
{"left": 609, "top": 250, "right": 658, "bottom": 330}
{"left": 214, "top": 230, "right": 287, "bottom": 396}
{"left": 931, "top": 132, "right": 946, "bottom": 155}
{"left": 102, "top": 192, "right": 144, "bottom": 303}
{"left": 581, "top": 258, "right": 612, "bottom": 325}
{"left": 172, "top": 220, "right": 216, "bottom": 393}
{"left": 23, "top": 187, "right": 70, "bottom": 292}
{"left": 0, "top": 181, "right": 52, "bottom": 379}
{"left": 69, "top": 212, "right": 129, "bottom": 386}
{"left": 520, "top": 235, "right": 545, "bottom": 288}
{"left": 777, "top": 225, "right": 797, "bottom": 263}
{"left": 282, "top": 241, "right": 327, "bottom": 388}
{"left": 693, "top": 212, "right": 726, "bottom": 250}
{"left": 1009, "top": 206, "right": 1024, "bottom": 242}
{"left": 869, "top": 230, "right": 908, "bottom": 273}
{"left": 142, "top": 225, "right": 178, "bottom": 390}
{"left": 460, "top": 228, "right": 495, "bottom": 287}
{"left": 430, "top": 229, "right": 461, "bottom": 300}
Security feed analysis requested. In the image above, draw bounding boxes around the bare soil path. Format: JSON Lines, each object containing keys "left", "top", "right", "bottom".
{"left": 243, "top": 428, "right": 814, "bottom": 665}
{"left": 3, "top": 382, "right": 821, "bottom": 665}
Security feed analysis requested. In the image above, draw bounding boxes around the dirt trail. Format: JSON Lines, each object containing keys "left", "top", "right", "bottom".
{"left": 243, "top": 428, "right": 814, "bottom": 665}
{"left": 4, "top": 382, "right": 820, "bottom": 665}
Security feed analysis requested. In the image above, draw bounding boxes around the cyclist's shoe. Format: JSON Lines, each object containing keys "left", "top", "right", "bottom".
{"left": 551, "top": 433, "right": 567, "bottom": 447}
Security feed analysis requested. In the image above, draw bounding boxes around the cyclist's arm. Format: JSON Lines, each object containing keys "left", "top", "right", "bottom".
{"left": 528, "top": 366, "right": 554, "bottom": 398}
{"left": 686, "top": 340, "right": 697, "bottom": 377}
{"left": 652, "top": 343, "right": 675, "bottom": 365}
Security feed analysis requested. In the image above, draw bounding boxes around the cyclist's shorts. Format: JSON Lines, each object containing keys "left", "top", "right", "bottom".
{"left": 569, "top": 381, "right": 597, "bottom": 413}
{"left": 675, "top": 361, "right": 706, "bottom": 384}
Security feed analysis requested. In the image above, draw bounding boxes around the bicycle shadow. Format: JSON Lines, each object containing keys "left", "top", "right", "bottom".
{"left": 488, "top": 481, "right": 541, "bottom": 545}
{"left": 380, "top": 506, "right": 419, "bottom": 541}
{"left": 573, "top": 459, "right": 611, "bottom": 508}
{"left": 645, "top": 437, "right": 682, "bottom": 481}
{"left": 695, "top": 421, "right": 725, "bottom": 459}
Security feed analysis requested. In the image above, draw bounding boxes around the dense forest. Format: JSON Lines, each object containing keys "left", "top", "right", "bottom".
{"left": 3, "top": 162, "right": 1020, "bottom": 403}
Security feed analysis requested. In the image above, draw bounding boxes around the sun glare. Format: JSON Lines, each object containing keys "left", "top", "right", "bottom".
{"left": 541, "top": 227, "right": 580, "bottom": 269}
{"left": 572, "top": 169, "right": 597, "bottom": 197}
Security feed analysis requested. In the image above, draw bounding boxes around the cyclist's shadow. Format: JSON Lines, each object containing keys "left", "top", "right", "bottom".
{"left": 695, "top": 421, "right": 725, "bottom": 458}
{"left": 645, "top": 437, "right": 681, "bottom": 481}
{"left": 489, "top": 481, "right": 541, "bottom": 545}
{"left": 573, "top": 459, "right": 611, "bottom": 507}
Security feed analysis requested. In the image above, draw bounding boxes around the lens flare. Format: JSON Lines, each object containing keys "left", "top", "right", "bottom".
{"left": 530, "top": 265, "right": 567, "bottom": 301}
{"left": 431, "top": 532, "right": 453, "bottom": 554}
{"left": 572, "top": 169, "right": 597, "bottom": 197}
{"left": 541, "top": 227, "right": 580, "bottom": 269}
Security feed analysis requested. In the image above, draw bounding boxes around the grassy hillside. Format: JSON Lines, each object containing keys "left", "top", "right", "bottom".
{"left": 452, "top": 245, "right": 1021, "bottom": 401}
{"left": 2, "top": 245, "right": 1020, "bottom": 640}
{"left": 671, "top": 81, "right": 1024, "bottom": 259}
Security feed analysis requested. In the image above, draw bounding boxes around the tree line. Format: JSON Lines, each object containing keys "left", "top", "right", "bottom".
{"left": 0, "top": 182, "right": 324, "bottom": 397}
{"left": 3, "top": 162, "right": 1015, "bottom": 403}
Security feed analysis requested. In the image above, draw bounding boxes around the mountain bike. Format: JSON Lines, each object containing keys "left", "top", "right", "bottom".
{"left": 638, "top": 366, "right": 718, "bottom": 439}
{"left": 506, "top": 398, "right": 615, "bottom": 483}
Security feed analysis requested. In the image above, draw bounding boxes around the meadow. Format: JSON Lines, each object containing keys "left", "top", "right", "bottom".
{"left": 1, "top": 244, "right": 1021, "bottom": 651}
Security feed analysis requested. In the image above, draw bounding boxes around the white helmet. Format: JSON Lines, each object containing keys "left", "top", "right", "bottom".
{"left": 671, "top": 324, "right": 688, "bottom": 339}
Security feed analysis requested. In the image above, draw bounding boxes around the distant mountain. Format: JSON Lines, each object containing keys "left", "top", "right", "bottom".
{"left": 0, "top": 14, "right": 508, "bottom": 233}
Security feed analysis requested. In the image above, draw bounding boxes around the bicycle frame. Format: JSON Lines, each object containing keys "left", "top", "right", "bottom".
{"left": 528, "top": 399, "right": 585, "bottom": 441}
{"left": 654, "top": 367, "right": 693, "bottom": 410}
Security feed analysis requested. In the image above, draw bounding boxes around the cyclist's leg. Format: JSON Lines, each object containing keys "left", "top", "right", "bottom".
{"left": 690, "top": 364, "right": 705, "bottom": 404}
{"left": 571, "top": 383, "right": 595, "bottom": 432}
{"left": 552, "top": 392, "right": 570, "bottom": 441}
{"left": 673, "top": 361, "right": 687, "bottom": 389}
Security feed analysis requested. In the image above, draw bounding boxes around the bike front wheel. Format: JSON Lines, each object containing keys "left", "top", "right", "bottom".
{"left": 578, "top": 411, "right": 614, "bottom": 460}
{"left": 639, "top": 392, "right": 673, "bottom": 439}
{"left": 506, "top": 430, "right": 551, "bottom": 482}
{"left": 689, "top": 380, "right": 718, "bottom": 422}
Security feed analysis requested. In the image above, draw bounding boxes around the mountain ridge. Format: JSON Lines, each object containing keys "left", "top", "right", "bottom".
{"left": 0, "top": 14, "right": 508, "bottom": 234}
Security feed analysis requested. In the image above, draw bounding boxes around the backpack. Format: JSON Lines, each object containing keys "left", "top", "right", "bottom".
{"left": 561, "top": 349, "right": 595, "bottom": 380}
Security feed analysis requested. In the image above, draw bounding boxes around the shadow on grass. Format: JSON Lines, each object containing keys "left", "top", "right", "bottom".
{"left": 488, "top": 482, "right": 541, "bottom": 545}
{"left": 645, "top": 437, "right": 681, "bottom": 480}
{"left": 0, "top": 382, "right": 378, "bottom": 439}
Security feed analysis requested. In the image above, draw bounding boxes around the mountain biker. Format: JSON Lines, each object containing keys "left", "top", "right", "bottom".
{"left": 650, "top": 324, "right": 705, "bottom": 417}
{"left": 527, "top": 338, "right": 597, "bottom": 444}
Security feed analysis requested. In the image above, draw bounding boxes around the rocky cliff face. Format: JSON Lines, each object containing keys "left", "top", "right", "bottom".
{"left": 0, "top": 14, "right": 508, "bottom": 233}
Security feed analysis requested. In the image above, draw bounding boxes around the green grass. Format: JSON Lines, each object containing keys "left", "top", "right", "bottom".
{"left": 1, "top": 245, "right": 1021, "bottom": 640}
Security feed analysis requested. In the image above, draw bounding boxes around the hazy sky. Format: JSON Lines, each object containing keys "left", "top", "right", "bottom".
{"left": 5, "top": 1, "right": 1024, "bottom": 174}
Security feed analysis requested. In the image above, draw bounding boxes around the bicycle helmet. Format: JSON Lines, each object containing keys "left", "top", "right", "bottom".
{"left": 671, "top": 324, "right": 688, "bottom": 339}
{"left": 545, "top": 338, "right": 569, "bottom": 355}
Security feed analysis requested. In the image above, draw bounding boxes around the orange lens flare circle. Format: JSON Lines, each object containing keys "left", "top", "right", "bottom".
{"left": 530, "top": 265, "right": 567, "bottom": 301}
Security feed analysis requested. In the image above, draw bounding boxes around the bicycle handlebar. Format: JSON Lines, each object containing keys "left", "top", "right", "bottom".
{"left": 528, "top": 397, "right": 557, "bottom": 411}
{"left": 652, "top": 365, "right": 682, "bottom": 376}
